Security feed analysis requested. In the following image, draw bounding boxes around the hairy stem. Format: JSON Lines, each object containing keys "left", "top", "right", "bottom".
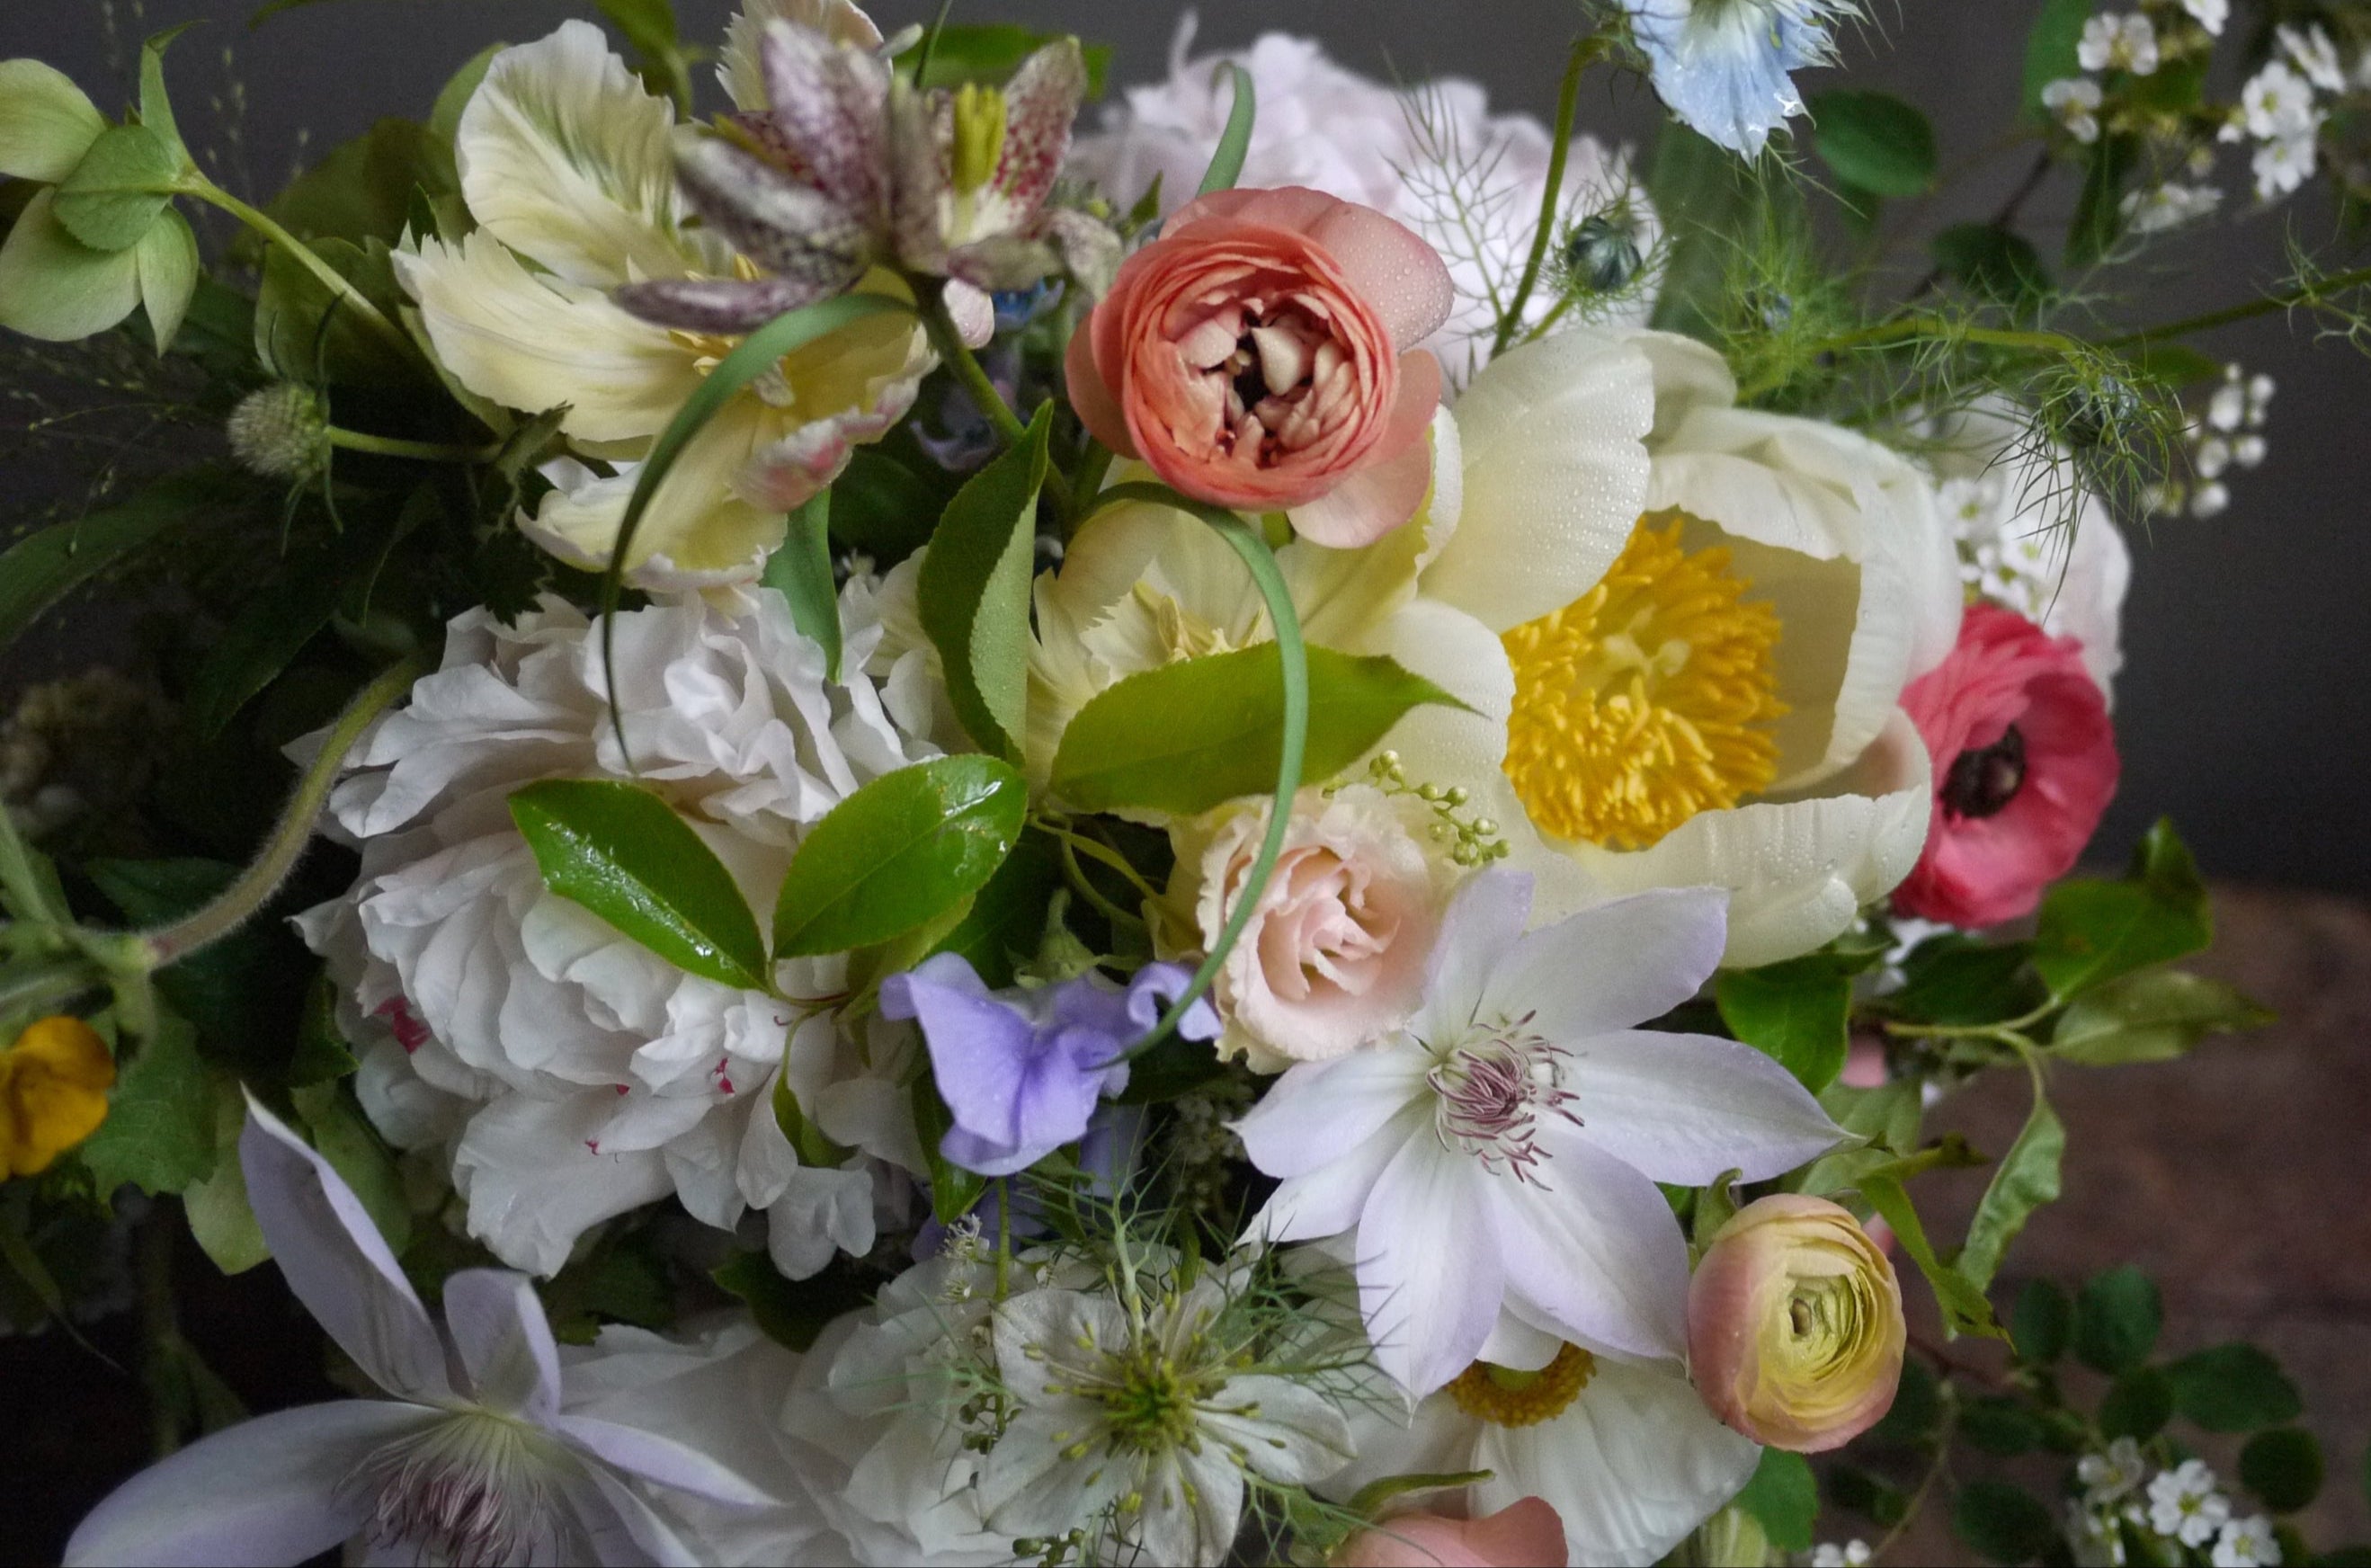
{"left": 327, "top": 426, "right": 501, "bottom": 464}
{"left": 1491, "top": 36, "right": 1592, "bottom": 358}
{"left": 918, "top": 281, "right": 1075, "bottom": 520}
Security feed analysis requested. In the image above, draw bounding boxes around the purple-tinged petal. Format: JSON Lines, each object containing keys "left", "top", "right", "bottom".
{"left": 1559, "top": 1029, "right": 1845, "bottom": 1186}
{"left": 882, "top": 957, "right": 1036, "bottom": 1154}
{"left": 1250, "top": 1111, "right": 1419, "bottom": 1244}
{"left": 558, "top": 1463, "right": 700, "bottom": 1568}
{"left": 1358, "top": 1137, "right": 1502, "bottom": 1397}
{"left": 441, "top": 1269, "right": 561, "bottom": 1422}
{"left": 553, "top": 1414, "right": 778, "bottom": 1507}
{"left": 240, "top": 1100, "right": 452, "bottom": 1405}
{"left": 942, "top": 277, "right": 997, "bottom": 348}
{"left": 993, "top": 38, "right": 1087, "bottom": 214}
{"left": 613, "top": 275, "right": 843, "bottom": 334}
{"left": 1479, "top": 886, "right": 1730, "bottom": 1044}
{"left": 1012, "top": 1031, "right": 1111, "bottom": 1158}
{"left": 886, "top": 77, "right": 953, "bottom": 274}
{"left": 1408, "top": 869, "right": 1533, "bottom": 1044}
{"left": 1121, "top": 961, "right": 1221, "bottom": 1042}
{"left": 1493, "top": 1124, "right": 1690, "bottom": 1360}
{"left": 673, "top": 137, "right": 871, "bottom": 290}
{"left": 65, "top": 1401, "right": 437, "bottom": 1567}
{"left": 1233, "top": 1048, "right": 1428, "bottom": 1180}
{"left": 756, "top": 18, "right": 892, "bottom": 220}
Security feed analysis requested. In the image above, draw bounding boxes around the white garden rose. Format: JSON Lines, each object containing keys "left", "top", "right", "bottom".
{"left": 298, "top": 584, "right": 938, "bottom": 1278}
{"left": 1066, "top": 24, "right": 1653, "bottom": 379}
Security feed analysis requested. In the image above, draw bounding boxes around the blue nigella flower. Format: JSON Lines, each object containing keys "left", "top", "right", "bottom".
{"left": 1626, "top": 0, "right": 1857, "bottom": 157}
{"left": 880, "top": 954, "right": 1217, "bottom": 1178}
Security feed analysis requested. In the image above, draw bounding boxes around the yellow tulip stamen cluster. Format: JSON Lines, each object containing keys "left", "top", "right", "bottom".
{"left": 0, "top": 1016, "right": 115, "bottom": 1177}
{"left": 1445, "top": 1342, "right": 1597, "bottom": 1429}
{"left": 1499, "top": 512, "right": 1787, "bottom": 851}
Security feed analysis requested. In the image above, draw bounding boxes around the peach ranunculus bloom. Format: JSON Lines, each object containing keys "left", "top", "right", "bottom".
{"left": 1065, "top": 185, "right": 1455, "bottom": 547}
{"left": 1334, "top": 1499, "right": 1569, "bottom": 1567}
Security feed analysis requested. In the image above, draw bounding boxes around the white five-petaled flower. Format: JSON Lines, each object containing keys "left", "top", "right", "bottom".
{"left": 2278, "top": 24, "right": 2348, "bottom": 93}
{"left": 1235, "top": 869, "right": 1845, "bottom": 1396}
{"left": 2079, "top": 13, "right": 2160, "bottom": 76}
{"left": 2181, "top": 0, "right": 2230, "bottom": 36}
{"left": 981, "top": 1274, "right": 1357, "bottom": 1567}
{"left": 1812, "top": 1542, "right": 1875, "bottom": 1568}
{"left": 1623, "top": 0, "right": 1859, "bottom": 158}
{"left": 2042, "top": 77, "right": 2105, "bottom": 143}
{"left": 2122, "top": 181, "right": 2222, "bottom": 234}
{"left": 2213, "top": 1512, "right": 2283, "bottom": 1568}
{"left": 2148, "top": 1458, "right": 2233, "bottom": 1548}
{"left": 2079, "top": 1436, "right": 2149, "bottom": 1506}
{"left": 2251, "top": 132, "right": 2320, "bottom": 201}
{"left": 67, "top": 1103, "right": 773, "bottom": 1567}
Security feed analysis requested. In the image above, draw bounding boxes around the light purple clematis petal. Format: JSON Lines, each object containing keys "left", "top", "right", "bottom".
{"left": 1408, "top": 867, "right": 1533, "bottom": 1042}
{"left": 1496, "top": 1121, "right": 1694, "bottom": 1360}
{"left": 1561, "top": 1028, "right": 1844, "bottom": 1185}
{"left": 441, "top": 1268, "right": 563, "bottom": 1421}
{"left": 1234, "top": 1048, "right": 1431, "bottom": 1180}
{"left": 64, "top": 1401, "right": 440, "bottom": 1567}
{"left": 1478, "top": 886, "right": 1730, "bottom": 1042}
{"left": 554, "top": 1414, "right": 779, "bottom": 1506}
{"left": 1359, "top": 1138, "right": 1504, "bottom": 1397}
{"left": 239, "top": 1098, "right": 452, "bottom": 1405}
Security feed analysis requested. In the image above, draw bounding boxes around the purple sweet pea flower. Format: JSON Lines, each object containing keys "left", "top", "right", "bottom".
{"left": 880, "top": 955, "right": 1217, "bottom": 1177}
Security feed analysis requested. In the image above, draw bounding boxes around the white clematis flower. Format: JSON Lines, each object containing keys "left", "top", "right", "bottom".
{"left": 67, "top": 1103, "right": 773, "bottom": 1567}
{"left": 1235, "top": 870, "right": 1843, "bottom": 1397}
{"left": 1326, "top": 1341, "right": 1760, "bottom": 1568}
{"left": 396, "top": 18, "right": 933, "bottom": 592}
{"left": 299, "top": 584, "right": 936, "bottom": 1278}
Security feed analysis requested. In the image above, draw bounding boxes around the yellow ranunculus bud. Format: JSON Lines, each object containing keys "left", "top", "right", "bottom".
{"left": 1687, "top": 1194, "right": 1905, "bottom": 1453}
{"left": 0, "top": 1016, "right": 116, "bottom": 1177}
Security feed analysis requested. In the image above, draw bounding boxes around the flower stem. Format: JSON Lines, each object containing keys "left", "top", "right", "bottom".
{"left": 916, "top": 279, "right": 1075, "bottom": 519}
{"left": 1490, "top": 35, "right": 1596, "bottom": 359}
{"left": 138, "top": 655, "right": 425, "bottom": 969}
{"left": 2098, "top": 263, "right": 2371, "bottom": 348}
{"left": 327, "top": 426, "right": 501, "bottom": 464}
{"left": 180, "top": 174, "right": 416, "bottom": 362}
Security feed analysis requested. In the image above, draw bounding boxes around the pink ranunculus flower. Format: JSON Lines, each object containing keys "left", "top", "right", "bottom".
{"left": 1894, "top": 602, "right": 2121, "bottom": 928}
{"left": 1335, "top": 1499, "right": 1569, "bottom": 1567}
{"left": 1065, "top": 185, "right": 1454, "bottom": 546}
{"left": 1689, "top": 1194, "right": 1906, "bottom": 1454}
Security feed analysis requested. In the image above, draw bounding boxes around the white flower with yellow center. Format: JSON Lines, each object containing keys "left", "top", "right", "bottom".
{"left": 1325, "top": 1342, "right": 1760, "bottom": 1568}
{"left": 395, "top": 14, "right": 934, "bottom": 593}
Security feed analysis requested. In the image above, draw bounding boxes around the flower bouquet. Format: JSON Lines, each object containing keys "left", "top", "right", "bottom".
{"left": 3, "top": 1, "right": 2366, "bottom": 1564}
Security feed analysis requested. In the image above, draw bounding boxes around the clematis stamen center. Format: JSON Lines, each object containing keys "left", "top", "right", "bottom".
{"left": 347, "top": 1410, "right": 571, "bottom": 1565}
{"left": 1445, "top": 1343, "right": 1598, "bottom": 1427}
{"left": 1426, "top": 1011, "right": 1580, "bottom": 1184}
{"left": 1500, "top": 512, "right": 1788, "bottom": 851}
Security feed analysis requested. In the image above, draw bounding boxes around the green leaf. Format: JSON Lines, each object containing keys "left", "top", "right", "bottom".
{"left": 771, "top": 1068, "right": 851, "bottom": 1170}
{"left": 1932, "top": 222, "right": 2051, "bottom": 310}
{"left": 931, "top": 829, "right": 1062, "bottom": 991}
{"left": 2166, "top": 1344, "right": 2304, "bottom": 1432}
{"left": 138, "top": 25, "right": 197, "bottom": 162}
{"left": 1957, "top": 1070, "right": 2064, "bottom": 1291}
{"left": 1962, "top": 1394, "right": 2046, "bottom": 1456}
{"left": 263, "top": 119, "right": 457, "bottom": 250}
{"left": 0, "top": 470, "right": 242, "bottom": 651}
{"left": 771, "top": 757, "right": 1028, "bottom": 958}
{"left": 909, "top": 24, "right": 1111, "bottom": 100}
{"left": 78, "top": 1012, "right": 213, "bottom": 1197}
{"left": 183, "top": 1083, "right": 268, "bottom": 1273}
{"left": 2067, "top": 133, "right": 2136, "bottom": 269}
{"left": 254, "top": 234, "right": 419, "bottom": 386}
{"left": 830, "top": 447, "right": 949, "bottom": 561}
{"left": 764, "top": 490, "right": 842, "bottom": 682}
{"left": 1716, "top": 955, "right": 1853, "bottom": 1092}
{"left": 918, "top": 404, "right": 1050, "bottom": 759}
{"left": 1869, "top": 1357, "right": 1941, "bottom": 1446}
{"left": 1734, "top": 1449, "right": 1817, "bottom": 1555}
{"left": 594, "top": 0, "right": 679, "bottom": 56}
{"left": 509, "top": 780, "right": 771, "bottom": 991}
{"left": 53, "top": 124, "right": 182, "bottom": 252}
{"left": 912, "top": 1074, "right": 986, "bottom": 1226}
{"left": 1646, "top": 120, "right": 1756, "bottom": 340}
{"left": 292, "top": 1082, "right": 410, "bottom": 1254}
{"left": 1051, "top": 645, "right": 1463, "bottom": 815}
{"left": 0, "top": 187, "right": 147, "bottom": 342}
{"left": 2051, "top": 968, "right": 2269, "bottom": 1066}
{"left": 1893, "top": 934, "right": 2042, "bottom": 1026}
{"left": 0, "top": 59, "right": 107, "bottom": 183}
{"left": 1795, "top": 1078, "right": 1921, "bottom": 1198}
{"left": 1955, "top": 1480, "right": 2059, "bottom": 1565}
{"left": 428, "top": 44, "right": 503, "bottom": 152}
{"left": 2240, "top": 1427, "right": 2324, "bottom": 1512}
{"left": 1198, "top": 62, "right": 1255, "bottom": 195}
{"left": 2024, "top": 0, "right": 2095, "bottom": 117}
{"left": 1858, "top": 1172, "right": 2004, "bottom": 1341}
{"left": 710, "top": 1251, "right": 872, "bottom": 1351}
{"left": 133, "top": 205, "right": 198, "bottom": 352}
{"left": 287, "top": 972, "right": 359, "bottom": 1088}
{"left": 2072, "top": 1266, "right": 2162, "bottom": 1375}
{"left": 1806, "top": 90, "right": 1936, "bottom": 198}
{"left": 2099, "top": 1367, "right": 2175, "bottom": 1441}
{"left": 187, "top": 513, "right": 403, "bottom": 737}
{"left": 2034, "top": 820, "right": 2210, "bottom": 1002}
{"left": 2010, "top": 1278, "right": 2072, "bottom": 1363}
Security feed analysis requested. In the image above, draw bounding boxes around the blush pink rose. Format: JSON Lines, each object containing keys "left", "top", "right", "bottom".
{"left": 1334, "top": 1500, "right": 1569, "bottom": 1567}
{"left": 1894, "top": 603, "right": 2121, "bottom": 928}
{"left": 1066, "top": 185, "right": 1454, "bottom": 546}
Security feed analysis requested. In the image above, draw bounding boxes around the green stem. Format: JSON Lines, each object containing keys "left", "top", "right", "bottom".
{"left": 1056, "top": 833, "right": 1148, "bottom": 933}
{"left": 1491, "top": 36, "right": 1592, "bottom": 358}
{"left": 917, "top": 280, "right": 1074, "bottom": 520}
{"left": 1736, "top": 317, "right": 2087, "bottom": 403}
{"left": 181, "top": 175, "right": 414, "bottom": 361}
{"left": 2098, "top": 263, "right": 2371, "bottom": 348}
{"left": 138, "top": 1212, "right": 184, "bottom": 1459}
{"left": 1066, "top": 441, "right": 1116, "bottom": 536}
{"left": 137, "top": 656, "right": 425, "bottom": 969}
{"left": 326, "top": 427, "right": 501, "bottom": 464}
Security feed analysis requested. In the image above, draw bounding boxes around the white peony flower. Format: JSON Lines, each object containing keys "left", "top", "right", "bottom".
{"left": 1065, "top": 22, "right": 1653, "bottom": 379}
{"left": 299, "top": 584, "right": 938, "bottom": 1278}
{"left": 395, "top": 17, "right": 934, "bottom": 592}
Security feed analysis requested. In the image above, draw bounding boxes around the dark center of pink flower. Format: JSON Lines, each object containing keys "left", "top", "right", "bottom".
{"left": 1942, "top": 725, "right": 2028, "bottom": 818}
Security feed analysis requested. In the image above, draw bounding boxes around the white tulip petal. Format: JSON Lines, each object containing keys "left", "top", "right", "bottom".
{"left": 1564, "top": 1029, "right": 1845, "bottom": 1183}
{"left": 1492, "top": 1131, "right": 1689, "bottom": 1359}
{"left": 1477, "top": 886, "right": 1729, "bottom": 1042}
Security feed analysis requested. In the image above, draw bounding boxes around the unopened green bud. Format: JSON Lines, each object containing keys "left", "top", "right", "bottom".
{"left": 227, "top": 382, "right": 328, "bottom": 482}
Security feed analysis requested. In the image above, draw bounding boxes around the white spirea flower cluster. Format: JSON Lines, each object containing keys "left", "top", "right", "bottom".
{"left": 2145, "top": 361, "right": 2275, "bottom": 521}
{"left": 299, "top": 581, "right": 940, "bottom": 1278}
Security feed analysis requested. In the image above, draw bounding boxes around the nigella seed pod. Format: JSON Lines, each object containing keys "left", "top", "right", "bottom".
{"left": 1564, "top": 213, "right": 1644, "bottom": 294}
{"left": 226, "top": 382, "right": 329, "bottom": 482}
{"left": 2057, "top": 374, "right": 2144, "bottom": 450}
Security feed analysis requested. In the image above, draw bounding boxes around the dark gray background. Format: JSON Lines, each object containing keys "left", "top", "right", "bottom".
{"left": 5, "top": 0, "right": 2366, "bottom": 894}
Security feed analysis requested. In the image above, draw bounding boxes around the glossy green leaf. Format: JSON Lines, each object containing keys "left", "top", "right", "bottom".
{"left": 0, "top": 469, "right": 242, "bottom": 651}
{"left": 2241, "top": 1427, "right": 2324, "bottom": 1512}
{"left": 2051, "top": 967, "right": 2269, "bottom": 1065}
{"left": 2099, "top": 1367, "right": 2175, "bottom": 1441}
{"left": 509, "top": 780, "right": 771, "bottom": 991}
{"left": 764, "top": 489, "right": 842, "bottom": 682}
{"left": 0, "top": 188, "right": 147, "bottom": 341}
{"left": 1957, "top": 1069, "right": 2064, "bottom": 1290}
{"left": 1955, "top": 1480, "right": 2058, "bottom": 1565}
{"left": 840, "top": 895, "right": 976, "bottom": 1010}
{"left": 829, "top": 447, "right": 949, "bottom": 561}
{"left": 1198, "top": 62, "right": 1255, "bottom": 195}
{"left": 1051, "top": 645, "right": 1463, "bottom": 815}
{"left": 53, "top": 123, "right": 182, "bottom": 252}
{"left": 0, "top": 59, "right": 107, "bottom": 183}
{"left": 918, "top": 404, "right": 1050, "bottom": 759}
{"left": 77, "top": 1012, "right": 213, "bottom": 1197}
{"left": 2024, "top": 0, "right": 2095, "bottom": 117}
{"left": 2073, "top": 1266, "right": 2162, "bottom": 1375}
{"left": 1716, "top": 955, "right": 1854, "bottom": 1092}
{"left": 2035, "top": 820, "right": 2211, "bottom": 1002}
{"left": 1858, "top": 1172, "right": 2004, "bottom": 1340}
{"left": 1893, "top": 934, "right": 2043, "bottom": 1026}
{"left": 1807, "top": 90, "right": 1936, "bottom": 198}
{"left": 1735, "top": 1450, "right": 1816, "bottom": 1553}
{"left": 912, "top": 1074, "right": 987, "bottom": 1225}
{"left": 931, "top": 829, "right": 1062, "bottom": 991}
{"left": 771, "top": 756, "right": 1028, "bottom": 958}
{"left": 183, "top": 1083, "right": 268, "bottom": 1274}
{"left": 2010, "top": 1278, "right": 2072, "bottom": 1363}
{"left": 1794, "top": 1078, "right": 1921, "bottom": 1198}
{"left": 2167, "top": 1343, "right": 2304, "bottom": 1432}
